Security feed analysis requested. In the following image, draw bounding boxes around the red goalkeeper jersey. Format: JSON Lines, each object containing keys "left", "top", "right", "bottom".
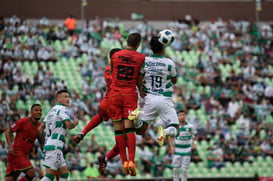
{"left": 110, "top": 49, "right": 145, "bottom": 95}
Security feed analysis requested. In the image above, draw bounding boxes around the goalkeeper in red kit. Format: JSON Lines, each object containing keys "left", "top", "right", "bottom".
{"left": 73, "top": 48, "right": 122, "bottom": 175}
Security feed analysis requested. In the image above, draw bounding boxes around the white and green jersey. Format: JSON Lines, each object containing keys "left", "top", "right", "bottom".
{"left": 43, "top": 103, "right": 71, "bottom": 151}
{"left": 174, "top": 122, "right": 196, "bottom": 156}
{"left": 140, "top": 55, "right": 177, "bottom": 97}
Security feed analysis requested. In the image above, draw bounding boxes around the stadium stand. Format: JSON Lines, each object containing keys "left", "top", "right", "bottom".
{"left": 0, "top": 15, "right": 273, "bottom": 180}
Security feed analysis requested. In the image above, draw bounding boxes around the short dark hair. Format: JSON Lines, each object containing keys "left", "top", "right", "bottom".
{"left": 31, "top": 104, "right": 41, "bottom": 110}
{"left": 178, "top": 109, "right": 187, "bottom": 114}
{"left": 109, "top": 48, "right": 121, "bottom": 58}
{"left": 56, "top": 89, "right": 69, "bottom": 97}
{"left": 127, "top": 33, "right": 141, "bottom": 47}
{"left": 150, "top": 36, "right": 163, "bottom": 54}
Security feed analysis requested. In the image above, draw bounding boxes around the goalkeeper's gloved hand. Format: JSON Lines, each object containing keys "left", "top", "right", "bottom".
{"left": 73, "top": 133, "right": 84, "bottom": 144}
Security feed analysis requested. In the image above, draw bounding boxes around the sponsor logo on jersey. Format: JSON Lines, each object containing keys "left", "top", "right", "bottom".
{"left": 119, "top": 56, "right": 136, "bottom": 64}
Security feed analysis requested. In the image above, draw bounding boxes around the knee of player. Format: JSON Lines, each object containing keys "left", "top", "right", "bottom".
{"left": 135, "top": 122, "right": 148, "bottom": 135}
{"left": 182, "top": 167, "right": 188, "bottom": 175}
{"left": 26, "top": 168, "right": 36, "bottom": 178}
{"left": 60, "top": 172, "right": 69, "bottom": 179}
{"left": 24, "top": 173, "right": 35, "bottom": 181}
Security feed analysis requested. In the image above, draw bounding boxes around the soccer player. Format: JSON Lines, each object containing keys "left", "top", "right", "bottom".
{"left": 5, "top": 104, "right": 43, "bottom": 181}
{"left": 73, "top": 48, "right": 122, "bottom": 175}
{"left": 168, "top": 110, "right": 198, "bottom": 181}
{"left": 39, "top": 89, "right": 79, "bottom": 181}
{"left": 108, "top": 32, "right": 145, "bottom": 176}
{"left": 134, "top": 36, "right": 180, "bottom": 146}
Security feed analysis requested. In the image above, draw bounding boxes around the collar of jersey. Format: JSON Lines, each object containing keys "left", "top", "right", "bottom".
{"left": 30, "top": 117, "right": 38, "bottom": 126}
{"left": 150, "top": 55, "right": 164, "bottom": 58}
{"left": 181, "top": 121, "right": 188, "bottom": 126}
{"left": 56, "top": 103, "right": 63, "bottom": 106}
{"left": 125, "top": 48, "right": 134, "bottom": 51}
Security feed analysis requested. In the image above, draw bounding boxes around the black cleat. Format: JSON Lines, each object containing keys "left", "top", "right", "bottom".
{"left": 98, "top": 155, "right": 107, "bottom": 176}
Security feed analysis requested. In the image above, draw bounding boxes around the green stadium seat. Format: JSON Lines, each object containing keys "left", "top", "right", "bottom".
{"left": 163, "top": 168, "right": 172, "bottom": 177}
{"left": 85, "top": 152, "right": 94, "bottom": 162}
{"left": 265, "top": 156, "right": 272, "bottom": 164}
{"left": 265, "top": 167, "right": 273, "bottom": 177}
{"left": 256, "top": 156, "right": 264, "bottom": 166}
{"left": 115, "top": 174, "right": 123, "bottom": 179}
{"left": 266, "top": 115, "right": 273, "bottom": 124}
{"left": 159, "top": 146, "right": 167, "bottom": 158}
{"left": 16, "top": 100, "right": 26, "bottom": 110}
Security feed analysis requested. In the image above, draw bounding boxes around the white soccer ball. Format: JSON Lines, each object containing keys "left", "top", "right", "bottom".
{"left": 158, "top": 29, "right": 175, "bottom": 46}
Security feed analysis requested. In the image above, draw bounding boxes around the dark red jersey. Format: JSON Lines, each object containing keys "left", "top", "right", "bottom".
{"left": 10, "top": 117, "right": 41, "bottom": 156}
{"left": 104, "top": 65, "right": 111, "bottom": 98}
{"left": 110, "top": 49, "right": 145, "bottom": 95}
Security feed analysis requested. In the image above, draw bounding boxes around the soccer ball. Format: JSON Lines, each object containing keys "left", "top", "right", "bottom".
{"left": 158, "top": 29, "right": 175, "bottom": 46}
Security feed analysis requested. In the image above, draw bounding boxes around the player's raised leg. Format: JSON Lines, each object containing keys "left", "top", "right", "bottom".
{"left": 98, "top": 144, "right": 120, "bottom": 175}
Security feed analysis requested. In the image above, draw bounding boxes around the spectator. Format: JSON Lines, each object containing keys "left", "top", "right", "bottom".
{"left": 207, "top": 144, "right": 225, "bottom": 169}
{"left": 0, "top": 140, "right": 8, "bottom": 163}
{"left": 105, "top": 157, "right": 125, "bottom": 177}
{"left": 37, "top": 47, "right": 50, "bottom": 61}
{"left": 0, "top": 113, "right": 6, "bottom": 135}
{"left": 206, "top": 114, "right": 218, "bottom": 136}
{"left": 87, "top": 134, "right": 99, "bottom": 154}
{"left": 191, "top": 143, "right": 202, "bottom": 163}
{"left": 137, "top": 143, "right": 153, "bottom": 174}
{"left": 84, "top": 162, "right": 100, "bottom": 179}
{"left": 223, "top": 140, "right": 236, "bottom": 163}
{"left": 227, "top": 97, "right": 240, "bottom": 123}
{"left": 65, "top": 14, "right": 77, "bottom": 36}
{"left": 39, "top": 16, "right": 49, "bottom": 26}
{"left": 9, "top": 14, "right": 20, "bottom": 26}
{"left": 260, "top": 138, "right": 273, "bottom": 157}
{"left": 264, "top": 85, "right": 273, "bottom": 105}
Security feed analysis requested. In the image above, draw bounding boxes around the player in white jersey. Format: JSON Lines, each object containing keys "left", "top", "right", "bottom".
{"left": 133, "top": 36, "right": 180, "bottom": 146}
{"left": 168, "top": 110, "right": 198, "bottom": 181}
{"left": 38, "top": 89, "right": 79, "bottom": 181}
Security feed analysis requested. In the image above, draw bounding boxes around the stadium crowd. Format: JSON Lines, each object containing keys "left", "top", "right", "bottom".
{"left": 0, "top": 14, "right": 273, "bottom": 179}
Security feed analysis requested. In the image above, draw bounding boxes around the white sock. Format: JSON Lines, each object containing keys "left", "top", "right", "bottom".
{"left": 173, "top": 167, "right": 179, "bottom": 181}
{"left": 40, "top": 177, "right": 52, "bottom": 181}
{"left": 59, "top": 178, "right": 67, "bottom": 181}
{"left": 134, "top": 119, "right": 143, "bottom": 129}
{"left": 181, "top": 168, "right": 188, "bottom": 181}
{"left": 164, "top": 126, "right": 177, "bottom": 137}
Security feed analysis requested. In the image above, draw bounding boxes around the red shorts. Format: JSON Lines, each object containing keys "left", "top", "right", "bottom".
{"left": 99, "top": 97, "right": 110, "bottom": 121}
{"left": 6, "top": 153, "right": 33, "bottom": 175}
{"left": 108, "top": 94, "right": 138, "bottom": 121}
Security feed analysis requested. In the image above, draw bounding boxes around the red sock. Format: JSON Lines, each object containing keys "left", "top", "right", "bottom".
{"left": 126, "top": 132, "right": 136, "bottom": 162}
{"left": 56, "top": 172, "right": 60, "bottom": 180}
{"left": 106, "top": 144, "right": 120, "bottom": 161}
{"left": 81, "top": 114, "right": 103, "bottom": 135}
{"left": 115, "top": 133, "right": 127, "bottom": 163}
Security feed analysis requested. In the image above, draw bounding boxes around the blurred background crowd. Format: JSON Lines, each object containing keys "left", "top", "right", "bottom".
{"left": 0, "top": 14, "right": 273, "bottom": 180}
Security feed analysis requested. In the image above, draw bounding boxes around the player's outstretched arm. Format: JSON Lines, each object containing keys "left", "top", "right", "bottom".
{"left": 37, "top": 123, "right": 45, "bottom": 150}
{"left": 5, "top": 128, "right": 14, "bottom": 155}
{"left": 64, "top": 116, "right": 79, "bottom": 129}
